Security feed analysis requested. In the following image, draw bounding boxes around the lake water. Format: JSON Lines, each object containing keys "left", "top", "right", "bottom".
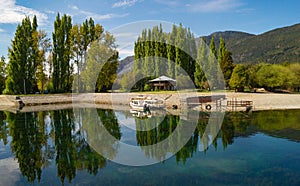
{"left": 0, "top": 108, "right": 300, "bottom": 185}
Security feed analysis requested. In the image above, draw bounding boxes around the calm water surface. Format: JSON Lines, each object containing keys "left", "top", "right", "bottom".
{"left": 0, "top": 108, "right": 300, "bottom": 185}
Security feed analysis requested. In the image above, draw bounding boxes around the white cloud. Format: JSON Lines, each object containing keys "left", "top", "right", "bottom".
{"left": 69, "top": 5, "right": 129, "bottom": 21}
{"left": 93, "top": 13, "right": 130, "bottom": 21}
{"left": 189, "top": 0, "right": 243, "bottom": 13}
{"left": 0, "top": 0, "right": 48, "bottom": 25}
{"left": 71, "top": 5, "right": 79, "bottom": 10}
{"left": 0, "top": 28, "right": 5, "bottom": 32}
{"left": 112, "top": 0, "right": 141, "bottom": 8}
{"left": 118, "top": 48, "right": 134, "bottom": 58}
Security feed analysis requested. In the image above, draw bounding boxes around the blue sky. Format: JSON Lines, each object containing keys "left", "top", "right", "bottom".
{"left": 1, "top": 0, "right": 300, "bottom": 59}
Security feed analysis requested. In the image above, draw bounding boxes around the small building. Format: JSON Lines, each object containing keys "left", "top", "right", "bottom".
{"left": 148, "top": 76, "right": 176, "bottom": 91}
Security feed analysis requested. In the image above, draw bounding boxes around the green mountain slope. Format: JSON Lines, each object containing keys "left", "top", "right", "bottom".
{"left": 202, "top": 31, "right": 255, "bottom": 50}
{"left": 203, "top": 23, "right": 300, "bottom": 64}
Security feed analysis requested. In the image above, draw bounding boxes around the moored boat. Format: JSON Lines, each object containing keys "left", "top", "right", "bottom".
{"left": 129, "top": 95, "right": 165, "bottom": 110}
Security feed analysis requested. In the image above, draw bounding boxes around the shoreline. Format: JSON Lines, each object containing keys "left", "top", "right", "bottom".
{"left": 1, "top": 92, "right": 300, "bottom": 113}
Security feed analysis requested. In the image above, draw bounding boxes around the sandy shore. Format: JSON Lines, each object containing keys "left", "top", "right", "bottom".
{"left": 1, "top": 92, "right": 300, "bottom": 112}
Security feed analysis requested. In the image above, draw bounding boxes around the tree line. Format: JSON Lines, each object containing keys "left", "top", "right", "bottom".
{"left": 125, "top": 23, "right": 300, "bottom": 92}
{"left": 0, "top": 14, "right": 118, "bottom": 94}
{"left": 230, "top": 62, "right": 300, "bottom": 92}
{"left": 1, "top": 17, "right": 300, "bottom": 94}
{"left": 120, "top": 24, "right": 234, "bottom": 91}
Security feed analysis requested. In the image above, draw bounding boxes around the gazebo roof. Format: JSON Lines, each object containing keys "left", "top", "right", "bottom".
{"left": 149, "top": 76, "right": 176, "bottom": 82}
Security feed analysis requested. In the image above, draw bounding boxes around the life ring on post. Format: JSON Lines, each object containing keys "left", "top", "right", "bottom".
{"left": 205, "top": 104, "right": 212, "bottom": 110}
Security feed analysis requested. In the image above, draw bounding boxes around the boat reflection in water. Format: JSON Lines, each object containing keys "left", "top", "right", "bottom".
{"left": 130, "top": 108, "right": 152, "bottom": 118}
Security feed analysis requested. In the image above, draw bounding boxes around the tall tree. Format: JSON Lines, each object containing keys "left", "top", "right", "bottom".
{"left": 218, "top": 37, "right": 234, "bottom": 88}
{"left": 167, "top": 25, "right": 177, "bottom": 78}
{"left": 4, "top": 16, "right": 39, "bottom": 94}
{"left": 72, "top": 19, "right": 104, "bottom": 92}
{"left": 186, "top": 28, "right": 197, "bottom": 80}
{"left": 175, "top": 24, "right": 185, "bottom": 77}
{"left": 132, "top": 23, "right": 197, "bottom": 91}
{"left": 229, "top": 64, "right": 249, "bottom": 92}
{"left": 52, "top": 13, "right": 73, "bottom": 93}
{"left": 35, "top": 30, "right": 51, "bottom": 92}
{"left": 194, "top": 38, "right": 207, "bottom": 89}
{"left": 71, "top": 24, "right": 82, "bottom": 92}
{"left": 210, "top": 37, "right": 217, "bottom": 58}
{"left": 0, "top": 56, "right": 6, "bottom": 94}
{"left": 289, "top": 63, "right": 300, "bottom": 92}
{"left": 207, "top": 37, "right": 218, "bottom": 89}
{"left": 81, "top": 32, "right": 119, "bottom": 92}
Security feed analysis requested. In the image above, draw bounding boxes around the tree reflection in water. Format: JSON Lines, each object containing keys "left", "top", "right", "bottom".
{"left": 3, "top": 109, "right": 300, "bottom": 184}
{"left": 4, "top": 109, "right": 111, "bottom": 184}
{"left": 0, "top": 111, "right": 8, "bottom": 145}
{"left": 135, "top": 111, "right": 253, "bottom": 164}
{"left": 1, "top": 109, "right": 251, "bottom": 183}
{"left": 77, "top": 108, "right": 121, "bottom": 162}
{"left": 6, "top": 112, "right": 45, "bottom": 183}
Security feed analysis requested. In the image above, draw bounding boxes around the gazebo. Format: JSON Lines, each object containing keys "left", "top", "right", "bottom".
{"left": 148, "top": 76, "right": 176, "bottom": 91}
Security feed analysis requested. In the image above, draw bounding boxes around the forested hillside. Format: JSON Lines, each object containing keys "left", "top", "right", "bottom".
{"left": 203, "top": 23, "right": 300, "bottom": 64}
{"left": 201, "top": 31, "right": 255, "bottom": 51}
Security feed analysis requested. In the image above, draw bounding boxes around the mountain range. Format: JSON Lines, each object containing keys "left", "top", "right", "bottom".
{"left": 118, "top": 23, "right": 300, "bottom": 74}
{"left": 204, "top": 23, "right": 300, "bottom": 64}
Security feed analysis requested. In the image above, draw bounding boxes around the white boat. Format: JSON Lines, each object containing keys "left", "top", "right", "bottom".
{"left": 129, "top": 95, "right": 165, "bottom": 110}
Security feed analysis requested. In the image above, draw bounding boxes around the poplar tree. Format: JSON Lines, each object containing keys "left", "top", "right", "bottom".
{"left": 194, "top": 38, "right": 207, "bottom": 88}
{"left": 167, "top": 25, "right": 177, "bottom": 78}
{"left": 187, "top": 28, "right": 197, "bottom": 80}
{"left": 71, "top": 24, "right": 81, "bottom": 91}
{"left": 36, "top": 30, "right": 51, "bottom": 92}
{"left": 4, "top": 16, "right": 39, "bottom": 94}
{"left": 207, "top": 37, "right": 218, "bottom": 89}
{"left": 159, "top": 24, "right": 167, "bottom": 75}
{"left": 210, "top": 36, "right": 217, "bottom": 58}
{"left": 153, "top": 26, "right": 160, "bottom": 76}
{"left": 71, "top": 18, "right": 104, "bottom": 92}
{"left": 0, "top": 56, "right": 6, "bottom": 94}
{"left": 218, "top": 37, "right": 234, "bottom": 87}
{"left": 132, "top": 23, "right": 197, "bottom": 90}
{"left": 133, "top": 38, "right": 142, "bottom": 72}
{"left": 175, "top": 24, "right": 184, "bottom": 77}
{"left": 146, "top": 29, "right": 155, "bottom": 76}
{"left": 52, "top": 13, "right": 73, "bottom": 93}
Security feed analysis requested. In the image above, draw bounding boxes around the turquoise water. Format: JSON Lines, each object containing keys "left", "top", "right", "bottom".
{"left": 0, "top": 109, "right": 300, "bottom": 185}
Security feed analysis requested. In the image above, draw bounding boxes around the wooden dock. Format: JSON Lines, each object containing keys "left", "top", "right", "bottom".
{"left": 227, "top": 100, "right": 253, "bottom": 107}
{"left": 227, "top": 98, "right": 253, "bottom": 112}
{"left": 186, "top": 95, "right": 226, "bottom": 110}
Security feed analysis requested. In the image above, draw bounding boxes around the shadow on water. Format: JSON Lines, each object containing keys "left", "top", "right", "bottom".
{"left": 1, "top": 108, "right": 300, "bottom": 184}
